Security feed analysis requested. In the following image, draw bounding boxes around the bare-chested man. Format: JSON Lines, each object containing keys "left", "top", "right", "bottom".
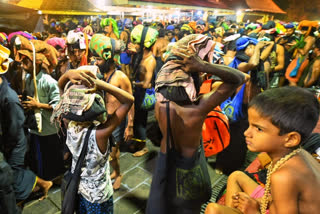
{"left": 128, "top": 25, "right": 158, "bottom": 157}
{"left": 146, "top": 34, "right": 247, "bottom": 214}
{"left": 120, "top": 19, "right": 133, "bottom": 78}
{"left": 89, "top": 34, "right": 134, "bottom": 190}
{"left": 152, "top": 37, "right": 169, "bottom": 80}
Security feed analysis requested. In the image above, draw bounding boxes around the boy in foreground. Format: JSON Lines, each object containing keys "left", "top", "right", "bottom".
{"left": 205, "top": 86, "right": 320, "bottom": 214}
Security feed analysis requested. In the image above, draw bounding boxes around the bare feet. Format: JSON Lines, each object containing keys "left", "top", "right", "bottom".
{"left": 112, "top": 175, "right": 122, "bottom": 191}
{"left": 39, "top": 181, "right": 53, "bottom": 201}
{"left": 132, "top": 147, "right": 149, "bottom": 157}
{"left": 232, "top": 192, "right": 260, "bottom": 214}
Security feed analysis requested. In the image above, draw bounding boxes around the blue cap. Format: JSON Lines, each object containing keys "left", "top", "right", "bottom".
{"left": 236, "top": 37, "right": 258, "bottom": 51}
{"left": 285, "top": 24, "right": 295, "bottom": 29}
{"left": 166, "top": 25, "right": 175, "bottom": 30}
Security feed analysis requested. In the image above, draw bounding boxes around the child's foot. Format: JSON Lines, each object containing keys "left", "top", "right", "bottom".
{"left": 112, "top": 175, "right": 122, "bottom": 191}
{"left": 39, "top": 181, "right": 53, "bottom": 201}
{"left": 132, "top": 148, "right": 149, "bottom": 157}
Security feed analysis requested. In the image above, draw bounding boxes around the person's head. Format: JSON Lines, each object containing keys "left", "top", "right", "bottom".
{"left": 174, "top": 26, "right": 180, "bottom": 36}
{"left": 297, "top": 20, "right": 319, "bottom": 37}
{"left": 236, "top": 37, "right": 258, "bottom": 58}
{"left": 67, "top": 31, "right": 86, "bottom": 66}
{"left": 166, "top": 30, "right": 175, "bottom": 41}
{"left": 245, "top": 87, "right": 319, "bottom": 153}
{"left": 0, "top": 44, "right": 10, "bottom": 76}
{"left": 285, "top": 24, "right": 295, "bottom": 37}
{"left": 100, "top": 18, "right": 119, "bottom": 38}
{"left": 89, "top": 34, "right": 124, "bottom": 75}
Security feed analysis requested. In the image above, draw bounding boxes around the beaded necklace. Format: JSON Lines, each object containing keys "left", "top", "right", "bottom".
{"left": 260, "top": 148, "right": 302, "bottom": 214}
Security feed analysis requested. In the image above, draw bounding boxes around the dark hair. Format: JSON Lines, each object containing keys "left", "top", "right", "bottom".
{"left": 249, "top": 86, "right": 320, "bottom": 143}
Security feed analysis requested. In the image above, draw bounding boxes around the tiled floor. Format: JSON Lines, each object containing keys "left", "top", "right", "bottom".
{"left": 21, "top": 111, "right": 258, "bottom": 214}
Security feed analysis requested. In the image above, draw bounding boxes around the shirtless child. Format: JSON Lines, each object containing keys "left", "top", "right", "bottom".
{"left": 205, "top": 86, "right": 320, "bottom": 214}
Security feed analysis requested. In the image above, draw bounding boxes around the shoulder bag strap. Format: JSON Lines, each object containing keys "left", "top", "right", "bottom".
{"left": 73, "top": 125, "right": 94, "bottom": 177}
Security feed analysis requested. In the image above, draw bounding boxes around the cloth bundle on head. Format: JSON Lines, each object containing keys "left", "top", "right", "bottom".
{"left": 0, "top": 45, "right": 10, "bottom": 74}
{"left": 196, "top": 19, "right": 206, "bottom": 33}
{"left": 262, "top": 21, "right": 276, "bottom": 30}
{"left": 166, "top": 25, "right": 175, "bottom": 31}
{"left": 89, "top": 34, "right": 125, "bottom": 65}
{"left": 100, "top": 18, "right": 119, "bottom": 39}
{"left": 297, "top": 20, "right": 319, "bottom": 36}
{"left": 47, "top": 37, "right": 66, "bottom": 50}
{"left": 285, "top": 23, "right": 295, "bottom": 29}
{"left": 51, "top": 65, "right": 107, "bottom": 125}
{"left": 131, "top": 24, "right": 158, "bottom": 48}
{"left": 236, "top": 36, "right": 258, "bottom": 51}
{"left": 8, "top": 31, "right": 36, "bottom": 44}
{"left": 123, "top": 18, "right": 133, "bottom": 29}
{"left": 14, "top": 35, "right": 58, "bottom": 71}
{"left": 0, "top": 33, "right": 8, "bottom": 47}
{"left": 155, "top": 34, "right": 215, "bottom": 103}
{"left": 180, "top": 24, "right": 194, "bottom": 34}
{"left": 67, "top": 30, "right": 86, "bottom": 49}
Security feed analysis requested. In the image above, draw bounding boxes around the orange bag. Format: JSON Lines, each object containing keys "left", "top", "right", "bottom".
{"left": 285, "top": 56, "right": 309, "bottom": 83}
{"left": 200, "top": 79, "right": 230, "bottom": 157}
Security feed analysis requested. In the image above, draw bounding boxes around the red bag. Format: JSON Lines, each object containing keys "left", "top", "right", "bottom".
{"left": 200, "top": 79, "right": 230, "bottom": 157}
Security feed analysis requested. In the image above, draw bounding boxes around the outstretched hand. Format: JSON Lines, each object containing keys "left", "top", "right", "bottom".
{"left": 170, "top": 47, "right": 206, "bottom": 73}
{"left": 232, "top": 192, "right": 260, "bottom": 214}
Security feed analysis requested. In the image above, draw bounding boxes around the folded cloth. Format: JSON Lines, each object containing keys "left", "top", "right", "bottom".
{"left": 89, "top": 34, "right": 125, "bottom": 65}
{"left": 155, "top": 34, "right": 215, "bottom": 102}
{"left": 14, "top": 35, "right": 58, "bottom": 70}
{"left": 131, "top": 24, "right": 158, "bottom": 48}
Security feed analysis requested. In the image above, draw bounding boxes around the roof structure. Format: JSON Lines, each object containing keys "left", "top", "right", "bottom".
{"left": 6, "top": 0, "right": 286, "bottom": 15}
{"left": 244, "top": 0, "right": 286, "bottom": 14}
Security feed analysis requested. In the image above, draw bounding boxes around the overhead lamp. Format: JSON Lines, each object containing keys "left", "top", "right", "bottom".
{"left": 236, "top": 10, "right": 242, "bottom": 16}
{"left": 37, "top": 10, "right": 42, "bottom": 15}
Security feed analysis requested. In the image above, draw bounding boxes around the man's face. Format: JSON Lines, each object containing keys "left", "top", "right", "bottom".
{"left": 167, "top": 32, "right": 174, "bottom": 41}
{"left": 174, "top": 28, "right": 179, "bottom": 35}
{"left": 21, "top": 57, "right": 33, "bottom": 73}
{"left": 94, "top": 56, "right": 111, "bottom": 75}
{"left": 69, "top": 48, "right": 85, "bottom": 64}
{"left": 104, "top": 25, "right": 111, "bottom": 34}
{"left": 286, "top": 28, "right": 295, "bottom": 37}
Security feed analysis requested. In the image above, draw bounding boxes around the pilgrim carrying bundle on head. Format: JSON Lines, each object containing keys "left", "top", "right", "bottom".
{"left": 51, "top": 65, "right": 107, "bottom": 125}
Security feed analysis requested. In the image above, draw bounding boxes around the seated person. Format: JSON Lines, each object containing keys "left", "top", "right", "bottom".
{"left": 205, "top": 86, "right": 320, "bottom": 214}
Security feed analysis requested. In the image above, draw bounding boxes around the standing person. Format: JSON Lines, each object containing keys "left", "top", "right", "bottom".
{"left": 53, "top": 69, "right": 134, "bottom": 214}
{"left": 0, "top": 45, "right": 53, "bottom": 206}
{"left": 89, "top": 34, "right": 134, "bottom": 190}
{"left": 120, "top": 19, "right": 133, "bottom": 78}
{"left": 66, "top": 30, "right": 89, "bottom": 70}
{"left": 128, "top": 24, "right": 158, "bottom": 157}
{"left": 298, "top": 38, "right": 320, "bottom": 87}
{"left": 205, "top": 86, "right": 320, "bottom": 214}
{"left": 14, "top": 36, "right": 64, "bottom": 181}
{"left": 286, "top": 20, "right": 318, "bottom": 86}
{"left": 147, "top": 34, "right": 247, "bottom": 214}
{"left": 101, "top": 18, "right": 120, "bottom": 40}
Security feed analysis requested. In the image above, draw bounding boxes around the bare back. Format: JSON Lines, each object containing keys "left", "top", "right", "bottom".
{"left": 269, "top": 150, "right": 320, "bottom": 214}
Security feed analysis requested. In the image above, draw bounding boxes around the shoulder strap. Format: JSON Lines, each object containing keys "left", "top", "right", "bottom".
{"left": 106, "top": 70, "right": 116, "bottom": 83}
{"left": 73, "top": 125, "right": 94, "bottom": 176}
{"left": 166, "top": 102, "right": 174, "bottom": 151}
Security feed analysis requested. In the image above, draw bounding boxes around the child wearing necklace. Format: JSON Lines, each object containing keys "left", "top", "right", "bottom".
{"left": 205, "top": 86, "right": 320, "bottom": 214}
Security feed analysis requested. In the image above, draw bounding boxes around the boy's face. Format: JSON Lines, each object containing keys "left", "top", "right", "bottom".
{"left": 244, "top": 107, "right": 287, "bottom": 153}
{"left": 21, "top": 57, "right": 33, "bottom": 73}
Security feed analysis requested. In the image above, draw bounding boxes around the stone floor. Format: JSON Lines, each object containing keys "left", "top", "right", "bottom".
{"left": 21, "top": 111, "right": 258, "bottom": 214}
{"left": 21, "top": 141, "right": 257, "bottom": 214}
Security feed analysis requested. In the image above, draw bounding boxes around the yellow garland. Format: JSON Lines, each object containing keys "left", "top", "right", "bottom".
{"left": 260, "top": 148, "right": 302, "bottom": 214}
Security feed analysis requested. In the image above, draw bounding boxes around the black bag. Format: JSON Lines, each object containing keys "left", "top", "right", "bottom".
{"left": 61, "top": 126, "right": 93, "bottom": 214}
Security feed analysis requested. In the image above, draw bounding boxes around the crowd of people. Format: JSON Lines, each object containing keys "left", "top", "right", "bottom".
{"left": 0, "top": 14, "right": 320, "bottom": 214}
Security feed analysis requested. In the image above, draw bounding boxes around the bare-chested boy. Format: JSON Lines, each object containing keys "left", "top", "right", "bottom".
{"left": 205, "top": 86, "right": 320, "bottom": 214}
